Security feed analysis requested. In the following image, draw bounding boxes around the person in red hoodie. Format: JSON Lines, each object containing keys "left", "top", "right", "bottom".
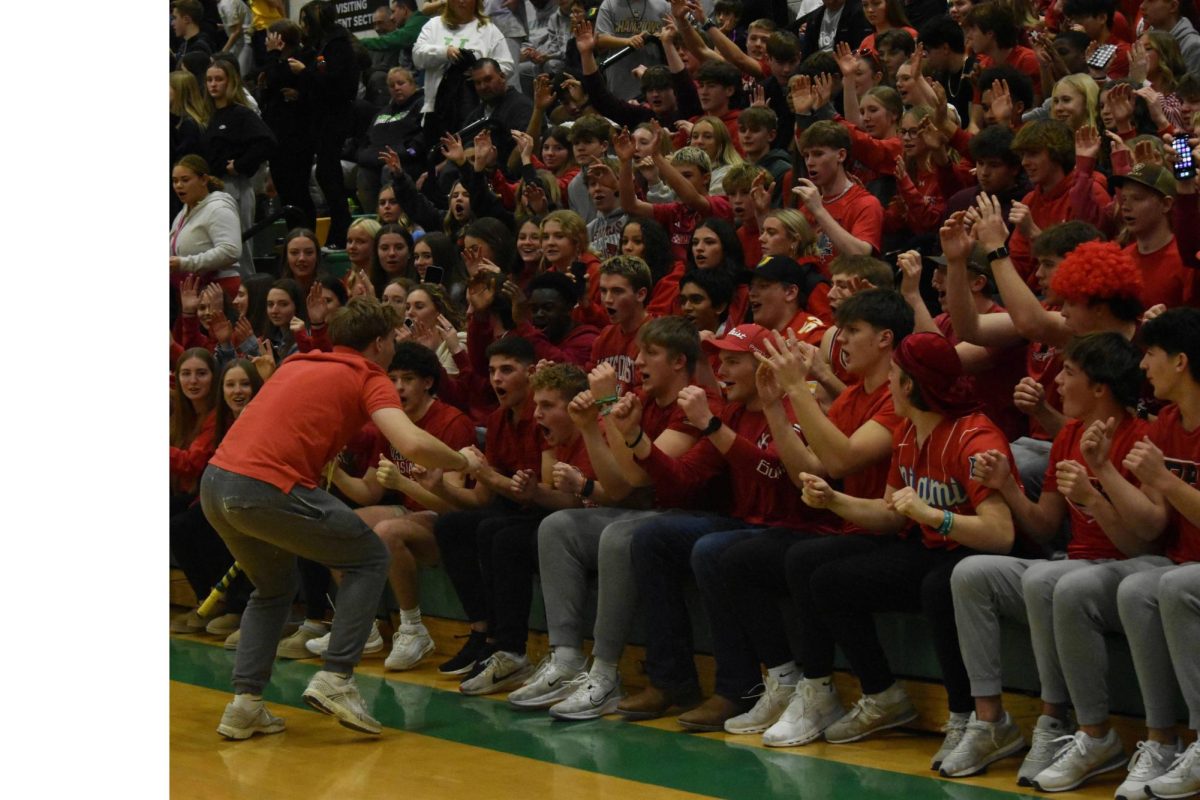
{"left": 963, "top": 3, "right": 1042, "bottom": 100}
{"left": 796, "top": 332, "right": 1019, "bottom": 747}
{"left": 613, "top": 324, "right": 820, "bottom": 731}
{"left": 527, "top": 271, "right": 600, "bottom": 367}
{"left": 590, "top": 256, "right": 654, "bottom": 394}
{"left": 201, "top": 297, "right": 479, "bottom": 739}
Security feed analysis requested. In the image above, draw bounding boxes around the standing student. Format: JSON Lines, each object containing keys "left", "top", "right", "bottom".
{"left": 201, "top": 297, "right": 480, "bottom": 739}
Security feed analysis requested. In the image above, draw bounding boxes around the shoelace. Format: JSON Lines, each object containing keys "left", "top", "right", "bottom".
{"left": 1048, "top": 732, "right": 1090, "bottom": 764}
{"left": 1027, "top": 724, "right": 1062, "bottom": 759}
{"left": 940, "top": 714, "right": 970, "bottom": 735}
{"left": 1126, "top": 740, "right": 1171, "bottom": 777}
{"left": 1165, "top": 740, "right": 1199, "bottom": 773}
{"left": 847, "top": 695, "right": 883, "bottom": 724}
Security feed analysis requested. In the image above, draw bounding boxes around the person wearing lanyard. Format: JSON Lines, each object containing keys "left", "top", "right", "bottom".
{"left": 170, "top": 154, "right": 243, "bottom": 300}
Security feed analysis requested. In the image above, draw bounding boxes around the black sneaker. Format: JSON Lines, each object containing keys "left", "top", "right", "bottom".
{"left": 438, "top": 630, "right": 491, "bottom": 676}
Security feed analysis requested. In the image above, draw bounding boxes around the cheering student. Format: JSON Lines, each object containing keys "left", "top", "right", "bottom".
{"left": 201, "top": 297, "right": 480, "bottom": 739}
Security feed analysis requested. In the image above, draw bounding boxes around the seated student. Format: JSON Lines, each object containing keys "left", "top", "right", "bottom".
{"left": 919, "top": 14, "right": 976, "bottom": 126}
{"left": 584, "top": 159, "right": 628, "bottom": 260}
{"left": 614, "top": 128, "right": 735, "bottom": 264}
{"left": 576, "top": 20, "right": 690, "bottom": 132}
{"left": 899, "top": 248, "right": 1028, "bottom": 442}
{"left": 540, "top": 210, "right": 607, "bottom": 328}
{"left": 426, "top": 337, "right": 544, "bottom": 678}
{"left": 875, "top": 28, "right": 914, "bottom": 80}
{"left": 509, "top": 317, "right": 721, "bottom": 718}
{"left": 327, "top": 342, "right": 476, "bottom": 672}
{"left": 527, "top": 271, "right": 601, "bottom": 367}
{"left": 202, "top": 297, "right": 478, "bottom": 739}
{"left": 565, "top": 115, "right": 614, "bottom": 223}
{"left": 945, "top": 124, "right": 1029, "bottom": 218}
{"left": 678, "top": 267, "right": 737, "bottom": 338}
{"left": 962, "top": 4, "right": 1041, "bottom": 101}
{"left": 1064, "top": 0, "right": 1131, "bottom": 80}
{"left": 733, "top": 111, "right": 791, "bottom": 202}
{"left": 682, "top": 61, "right": 745, "bottom": 155}
{"left": 721, "top": 164, "right": 771, "bottom": 264}
{"left": 794, "top": 332, "right": 1018, "bottom": 747}
{"left": 1114, "top": 312, "right": 1200, "bottom": 800}
{"left": 591, "top": 256, "right": 654, "bottom": 395}
{"left": 974, "top": 66, "right": 1035, "bottom": 133}
{"left": 455, "top": 363, "right": 598, "bottom": 696}
{"left": 1005, "top": 120, "right": 1111, "bottom": 288}
{"left": 1019, "top": 311, "right": 1200, "bottom": 794}
{"left": 610, "top": 323, "right": 815, "bottom": 731}
{"left": 940, "top": 333, "right": 1148, "bottom": 783}
{"left": 717, "top": 289, "right": 912, "bottom": 745}
{"left": 748, "top": 255, "right": 831, "bottom": 343}
{"left": 791, "top": 121, "right": 885, "bottom": 270}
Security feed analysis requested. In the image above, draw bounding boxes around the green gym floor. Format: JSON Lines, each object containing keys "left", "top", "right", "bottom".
{"left": 170, "top": 635, "right": 1121, "bottom": 799}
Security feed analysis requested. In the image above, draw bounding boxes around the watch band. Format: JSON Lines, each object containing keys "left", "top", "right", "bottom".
{"left": 986, "top": 245, "right": 1010, "bottom": 262}
{"left": 701, "top": 416, "right": 722, "bottom": 436}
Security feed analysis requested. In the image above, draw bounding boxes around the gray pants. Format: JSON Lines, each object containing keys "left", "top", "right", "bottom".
{"left": 1119, "top": 563, "right": 1200, "bottom": 729}
{"left": 1050, "top": 555, "right": 1173, "bottom": 726}
{"left": 1010, "top": 436, "right": 1053, "bottom": 500}
{"left": 200, "top": 465, "right": 390, "bottom": 695}
{"left": 536, "top": 507, "right": 657, "bottom": 663}
{"left": 222, "top": 174, "right": 256, "bottom": 276}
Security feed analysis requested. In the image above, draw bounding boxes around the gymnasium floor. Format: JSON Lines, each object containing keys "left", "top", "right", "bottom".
{"left": 170, "top": 632, "right": 1122, "bottom": 800}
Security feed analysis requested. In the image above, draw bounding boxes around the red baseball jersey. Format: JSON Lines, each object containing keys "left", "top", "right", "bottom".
{"left": 887, "top": 412, "right": 1018, "bottom": 549}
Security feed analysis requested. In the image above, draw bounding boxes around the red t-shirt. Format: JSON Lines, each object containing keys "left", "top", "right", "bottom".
{"left": 484, "top": 399, "right": 543, "bottom": 478}
{"left": 1125, "top": 238, "right": 1191, "bottom": 310}
{"left": 975, "top": 46, "right": 1042, "bottom": 98}
{"left": 782, "top": 307, "right": 829, "bottom": 348}
{"left": 1043, "top": 416, "right": 1148, "bottom": 560}
{"left": 636, "top": 384, "right": 725, "bottom": 441}
{"left": 369, "top": 399, "right": 476, "bottom": 511}
{"left": 824, "top": 327, "right": 856, "bottom": 386}
{"left": 1147, "top": 404, "right": 1200, "bottom": 563}
{"left": 803, "top": 183, "right": 884, "bottom": 270}
{"left": 590, "top": 316, "right": 651, "bottom": 395}
{"left": 211, "top": 347, "right": 402, "bottom": 493}
{"left": 1009, "top": 172, "right": 1110, "bottom": 284}
{"left": 888, "top": 412, "right": 1018, "bottom": 549}
{"left": 828, "top": 379, "right": 901, "bottom": 531}
{"left": 1027, "top": 331, "right": 1064, "bottom": 441}
{"left": 652, "top": 195, "right": 734, "bottom": 264}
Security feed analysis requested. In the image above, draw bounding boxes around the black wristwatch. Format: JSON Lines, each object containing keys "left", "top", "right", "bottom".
{"left": 701, "top": 416, "right": 722, "bottom": 436}
{"left": 986, "top": 245, "right": 1010, "bottom": 262}
{"left": 700, "top": 19, "right": 717, "bottom": 31}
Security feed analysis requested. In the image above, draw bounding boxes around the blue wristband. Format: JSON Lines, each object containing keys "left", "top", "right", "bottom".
{"left": 937, "top": 509, "right": 954, "bottom": 537}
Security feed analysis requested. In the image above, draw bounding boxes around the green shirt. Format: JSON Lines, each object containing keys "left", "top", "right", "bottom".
{"left": 361, "top": 13, "right": 430, "bottom": 51}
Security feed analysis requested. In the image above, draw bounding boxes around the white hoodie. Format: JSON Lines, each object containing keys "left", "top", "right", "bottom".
{"left": 170, "top": 190, "right": 242, "bottom": 277}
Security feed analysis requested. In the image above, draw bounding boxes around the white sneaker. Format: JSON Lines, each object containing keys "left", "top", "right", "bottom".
{"left": 762, "top": 678, "right": 845, "bottom": 747}
{"left": 931, "top": 712, "right": 971, "bottom": 771}
{"left": 1146, "top": 738, "right": 1200, "bottom": 799}
{"left": 217, "top": 698, "right": 286, "bottom": 740}
{"left": 938, "top": 712, "right": 1026, "bottom": 778}
{"left": 1116, "top": 740, "right": 1179, "bottom": 800}
{"left": 823, "top": 683, "right": 918, "bottom": 744}
{"left": 459, "top": 651, "right": 535, "bottom": 696}
{"left": 724, "top": 676, "right": 795, "bottom": 735}
{"left": 508, "top": 653, "right": 584, "bottom": 710}
{"left": 1018, "top": 714, "right": 1073, "bottom": 786}
{"left": 1032, "top": 729, "right": 1126, "bottom": 792}
{"left": 302, "top": 670, "right": 381, "bottom": 734}
{"left": 384, "top": 624, "right": 434, "bottom": 671}
{"left": 548, "top": 670, "right": 623, "bottom": 721}
{"left": 305, "top": 620, "right": 384, "bottom": 657}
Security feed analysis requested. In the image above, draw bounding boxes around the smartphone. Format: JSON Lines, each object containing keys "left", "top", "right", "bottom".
{"left": 1172, "top": 133, "right": 1197, "bottom": 181}
{"left": 404, "top": 318, "right": 414, "bottom": 330}
{"left": 424, "top": 264, "right": 445, "bottom": 285}
{"left": 1086, "top": 43, "right": 1117, "bottom": 71}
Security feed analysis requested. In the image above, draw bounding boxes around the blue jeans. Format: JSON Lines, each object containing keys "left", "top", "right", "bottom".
{"left": 200, "top": 465, "right": 390, "bottom": 695}
{"left": 629, "top": 513, "right": 763, "bottom": 699}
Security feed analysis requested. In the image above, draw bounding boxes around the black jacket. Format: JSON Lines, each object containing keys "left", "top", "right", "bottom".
{"left": 356, "top": 91, "right": 427, "bottom": 178}
{"left": 795, "top": 1, "right": 873, "bottom": 60}
{"left": 204, "top": 104, "right": 277, "bottom": 177}
{"left": 257, "top": 49, "right": 317, "bottom": 151}
{"left": 310, "top": 26, "right": 358, "bottom": 115}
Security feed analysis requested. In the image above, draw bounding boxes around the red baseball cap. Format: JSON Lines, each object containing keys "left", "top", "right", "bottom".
{"left": 701, "top": 324, "right": 772, "bottom": 356}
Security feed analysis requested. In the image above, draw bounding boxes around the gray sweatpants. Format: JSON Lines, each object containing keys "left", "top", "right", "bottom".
{"left": 1052, "top": 555, "right": 1173, "bottom": 726}
{"left": 1118, "top": 563, "right": 1200, "bottom": 730}
{"left": 200, "top": 465, "right": 390, "bottom": 696}
{"left": 536, "top": 507, "right": 657, "bottom": 664}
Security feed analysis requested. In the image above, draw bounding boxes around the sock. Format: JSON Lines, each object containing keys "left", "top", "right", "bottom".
{"left": 590, "top": 657, "right": 619, "bottom": 680}
{"left": 233, "top": 693, "right": 263, "bottom": 710}
{"left": 399, "top": 607, "right": 422, "bottom": 627}
{"left": 555, "top": 646, "right": 585, "bottom": 669}
{"left": 767, "top": 662, "right": 800, "bottom": 685}
{"left": 302, "top": 619, "right": 326, "bottom": 633}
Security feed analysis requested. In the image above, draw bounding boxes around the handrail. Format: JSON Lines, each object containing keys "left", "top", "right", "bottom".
{"left": 242, "top": 205, "right": 306, "bottom": 242}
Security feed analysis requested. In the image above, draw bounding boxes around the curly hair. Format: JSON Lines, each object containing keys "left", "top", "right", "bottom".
{"left": 1011, "top": 120, "right": 1076, "bottom": 171}
{"left": 1049, "top": 241, "right": 1143, "bottom": 306}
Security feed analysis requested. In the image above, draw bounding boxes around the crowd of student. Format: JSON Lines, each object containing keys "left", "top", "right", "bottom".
{"left": 169, "top": 0, "right": 1200, "bottom": 795}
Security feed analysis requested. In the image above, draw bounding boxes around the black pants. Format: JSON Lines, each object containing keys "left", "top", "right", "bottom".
{"left": 270, "top": 145, "right": 316, "bottom": 233}
{"left": 433, "top": 502, "right": 529, "bottom": 630}
{"left": 313, "top": 116, "right": 351, "bottom": 248}
{"left": 170, "top": 500, "right": 252, "bottom": 614}
{"left": 484, "top": 512, "right": 551, "bottom": 654}
{"left": 807, "top": 537, "right": 977, "bottom": 713}
{"left": 721, "top": 530, "right": 884, "bottom": 676}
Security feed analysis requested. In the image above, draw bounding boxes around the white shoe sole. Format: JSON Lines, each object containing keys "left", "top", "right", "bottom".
{"left": 548, "top": 694, "right": 623, "bottom": 721}
{"left": 302, "top": 688, "right": 382, "bottom": 735}
{"left": 508, "top": 684, "right": 575, "bottom": 710}
{"left": 217, "top": 714, "right": 285, "bottom": 740}
{"left": 763, "top": 709, "right": 843, "bottom": 748}
{"left": 824, "top": 708, "right": 919, "bottom": 744}
{"left": 1031, "top": 753, "right": 1127, "bottom": 793}
{"left": 725, "top": 715, "right": 784, "bottom": 735}
{"left": 1146, "top": 783, "right": 1200, "bottom": 799}
{"left": 384, "top": 639, "right": 435, "bottom": 671}
{"left": 939, "top": 736, "right": 1027, "bottom": 778}
{"left": 460, "top": 665, "right": 535, "bottom": 697}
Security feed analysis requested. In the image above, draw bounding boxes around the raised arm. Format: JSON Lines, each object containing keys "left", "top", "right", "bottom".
{"left": 614, "top": 128, "right": 657, "bottom": 218}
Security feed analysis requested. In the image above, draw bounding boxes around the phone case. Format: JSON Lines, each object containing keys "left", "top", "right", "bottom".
{"left": 1174, "top": 136, "right": 1196, "bottom": 180}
